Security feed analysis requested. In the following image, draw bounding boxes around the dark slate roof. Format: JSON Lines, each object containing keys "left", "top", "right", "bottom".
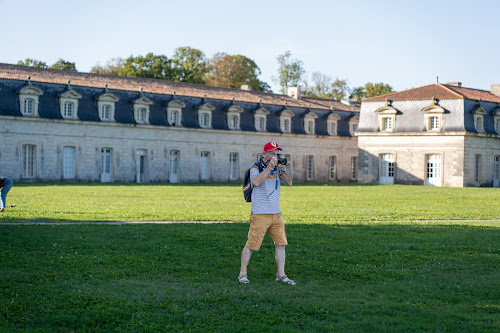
{"left": 363, "top": 83, "right": 500, "bottom": 103}
{"left": 0, "top": 63, "right": 359, "bottom": 136}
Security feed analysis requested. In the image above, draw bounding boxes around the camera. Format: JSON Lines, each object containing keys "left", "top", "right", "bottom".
{"left": 277, "top": 154, "right": 287, "bottom": 165}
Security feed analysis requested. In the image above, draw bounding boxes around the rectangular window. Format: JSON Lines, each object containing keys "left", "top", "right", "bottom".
{"left": 101, "top": 105, "right": 111, "bottom": 120}
{"left": 22, "top": 144, "right": 36, "bottom": 177}
{"left": 63, "top": 146, "right": 76, "bottom": 179}
{"left": 230, "top": 115, "right": 239, "bottom": 129}
{"left": 329, "top": 122, "right": 336, "bottom": 135}
{"left": 64, "top": 102, "right": 74, "bottom": 118}
{"left": 229, "top": 153, "right": 239, "bottom": 180}
{"left": 382, "top": 117, "right": 392, "bottom": 131}
{"left": 258, "top": 117, "right": 265, "bottom": 131}
{"left": 351, "top": 157, "right": 358, "bottom": 180}
{"left": 284, "top": 119, "right": 290, "bottom": 132}
{"left": 495, "top": 119, "right": 500, "bottom": 133}
{"left": 137, "top": 108, "right": 146, "bottom": 123}
{"left": 475, "top": 117, "right": 483, "bottom": 131}
{"left": 474, "top": 155, "right": 481, "bottom": 183}
{"left": 429, "top": 116, "right": 440, "bottom": 130}
{"left": 201, "top": 113, "right": 210, "bottom": 128}
{"left": 307, "top": 121, "right": 314, "bottom": 134}
{"left": 200, "top": 151, "right": 210, "bottom": 180}
{"left": 494, "top": 156, "right": 500, "bottom": 180}
{"left": 329, "top": 156, "right": 337, "bottom": 180}
{"left": 24, "top": 98, "right": 34, "bottom": 115}
{"left": 306, "top": 155, "right": 314, "bottom": 180}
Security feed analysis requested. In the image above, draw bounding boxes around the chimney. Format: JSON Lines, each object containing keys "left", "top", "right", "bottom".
{"left": 287, "top": 86, "right": 301, "bottom": 100}
{"left": 240, "top": 84, "right": 252, "bottom": 91}
{"left": 491, "top": 84, "right": 500, "bottom": 97}
{"left": 445, "top": 82, "right": 462, "bottom": 87}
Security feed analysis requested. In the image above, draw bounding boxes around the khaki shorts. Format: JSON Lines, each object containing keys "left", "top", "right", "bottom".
{"left": 245, "top": 213, "right": 288, "bottom": 251}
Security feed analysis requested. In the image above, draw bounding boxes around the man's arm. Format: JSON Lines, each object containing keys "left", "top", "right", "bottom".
{"left": 277, "top": 164, "right": 292, "bottom": 186}
{"left": 252, "top": 157, "right": 277, "bottom": 187}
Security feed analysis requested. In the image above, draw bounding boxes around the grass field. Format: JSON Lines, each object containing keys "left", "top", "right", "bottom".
{"left": 0, "top": 183, "right": 499, "bottom": 332}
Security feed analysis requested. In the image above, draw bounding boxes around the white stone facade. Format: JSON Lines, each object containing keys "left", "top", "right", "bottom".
{"left": 1, "top": 116, "right": 358, "bottom": 183}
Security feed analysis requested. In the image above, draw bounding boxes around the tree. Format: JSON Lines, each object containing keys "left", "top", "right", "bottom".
{"left": 302, "top": 72, "right": 333, "bottom": 99}
{"left": 50, "top": 59, "right": 77, "bottom": 71}
{"left": 171, "top": 47, "right": 207, "bottom": 84}
{"left": 273, "top": 50, "right": 305, "bottom": 94}
{"left": 17, "top": 58, "right": 48, "bottom": 68}
{"left": 90, "top": 58, "right": 125, "bottom": 75}
{"left": 349, "top": 86, "right": 365, "bottom": 102}
{"left": 302, "top": 72, "right": 350, "bottom": 100}
{"left": 205, "top": 53, "right": 271, "bottom": 92}
{"left": 364, "top": 82, "right": 393, "bottom": 98}
{"left": 119, "top": 53, "right": 173, "bottom": 80}
{"left": 330, "top": 78, "right": 350, "bottom": 101}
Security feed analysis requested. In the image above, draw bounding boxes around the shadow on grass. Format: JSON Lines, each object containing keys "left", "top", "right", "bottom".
{"left": 0, "top": 222, "right": 498, "bottom": 332}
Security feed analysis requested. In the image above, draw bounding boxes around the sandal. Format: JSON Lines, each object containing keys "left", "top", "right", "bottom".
{"left": 238, "top": 274, "right": 250, "bottom": 284}
{"left": 276, "top": 274, "right": 296, "bottom": 285}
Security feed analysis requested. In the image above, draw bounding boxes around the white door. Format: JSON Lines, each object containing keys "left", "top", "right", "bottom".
{"left": 425, "top": 154, "right": 441, "bottom": 186}
{"left": 136, "top": 149, "right": 147, "bottom": 183}
{"left": 101, "top": 148, "right": 112, "bottom": 182}
{"left": 379, "top": 154, "right": 395, "bottom": 185}
{"left": 63, "top": 146, "right": 76, "bottom": 179}
{"left": 169, "top": 150, "right": 179, "bottom": 183}
{"left": 493, "top": 156, "right": 500, "bottom": 188}
{"left": 200, "top": 152, "right": 210, "bottom": 181}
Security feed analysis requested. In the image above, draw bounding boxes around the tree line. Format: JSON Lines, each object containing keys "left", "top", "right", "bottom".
{"left": 17, "top": 48, "right": 393, "bottom": 101}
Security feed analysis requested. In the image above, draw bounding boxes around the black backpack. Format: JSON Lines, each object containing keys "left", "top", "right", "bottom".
{"left": 242, "top": 161, "right": 265, "bottom": 202}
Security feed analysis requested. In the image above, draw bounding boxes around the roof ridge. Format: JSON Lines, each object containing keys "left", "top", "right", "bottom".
{"left": 437, "top": 83, "right": 465, "bottom": 99}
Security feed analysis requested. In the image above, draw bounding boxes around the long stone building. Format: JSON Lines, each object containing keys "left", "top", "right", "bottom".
{"left": 357, "top": 82, "right": 500, "bottom": 187}
{"left": 0, "top": 63, "right": 360, "bottom": 184}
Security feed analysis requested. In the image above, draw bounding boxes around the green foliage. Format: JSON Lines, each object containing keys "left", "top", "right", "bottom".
{"left": 349, "top": 86, "right": 365, "bottom": 102}
{"left": 90, "top": 58, "right": 125, "bottom": 75}
{"left": 273, "top": 50, "right": 305, "bottom": 94}
{"left": 50, "top": 59, "right": 77, "bottom": 72}
{"left": 0, "top": 221, "right": 498, "bottom": 331}
{"left": 364, "top": 82, "right": 394, "bottom": 98}
{"left": 171, "top": 46, "right": 207, "bottom": 84}
{"left": 205, "top": 53, "right": 270, "bottom": 91}
{"left": 17, "top": 58, "right": 48, "bottom": 68}
{"left": 119, "top": 53, "right": 173, "bottom": 80}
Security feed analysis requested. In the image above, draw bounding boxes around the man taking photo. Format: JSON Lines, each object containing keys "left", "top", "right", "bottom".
{"left": 238, "top": 142, "right": 295, "bottom": 285}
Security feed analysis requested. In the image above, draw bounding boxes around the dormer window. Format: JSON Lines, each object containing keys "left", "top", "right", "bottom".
{"left": 101, "top": 104, "right": 112, "bottom": 120}
{"left": 472, "top": 105, "right": 487, "bottom": 133}
{"left": 226, "top": 103, "right": 243, "bottom": 130}
{"left": 198, "top": 99, "right": 215, "bottom": 129}
{"left": 421, "top": 98, "right": 445, "bottom": 131}
{"left": 96, "top": 90, "right": 119, "bottom": 122}
{"left": 349, "top": 116, "right": 359, "bottom": 136}
{"left": 24, "top": 98, "right": 34, "bottom": 115}
{"left": 201, "top": 113, "right": 210, "bottom": 128}
{"left": 18, "top": 80, "right": 43, "bottom": 117}
{"left": 429, "top": 116, "right": 440, "bottom": 130}
{"left": 326, "top": 113, "right": 340, "bottom": 136}
{"left": 382, "top": 117, "right": 393, "bottom": 131}
{"left": 132, "top": 92, "right": 153, "bottom": 124}
{"left": 495, "top": 118, "right": 500, "bottom": 134}
{"left": 166, "top": 96, "right": 186, "bottom": 127}
{"left": 493, "top": 106, "right": 500, "bottom": 134}
{"left": 64, "top": 102, "right": 74, "bottom": 118}
{"left": 137, "top": 108, "right": 147, "bottom": 123}
{"left": 279, "top": 109, "right": 294, "bottom": 133}
{"left": 58, "top": 85, "right": 82, "bottom": 120}
{"left": 254, "top": 105, "right": 269, "bottom": 132}
{"left": 303, "top": 110, "right": 318, "bottom": 135}
{"left": 375, "top": 101, "right": 397, "bottom": 132}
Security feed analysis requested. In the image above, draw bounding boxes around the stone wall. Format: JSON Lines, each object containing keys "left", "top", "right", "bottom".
{"left": 0, "top": 116, "right": 358, "bottom": 183}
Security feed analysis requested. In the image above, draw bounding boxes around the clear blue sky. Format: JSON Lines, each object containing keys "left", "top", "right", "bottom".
{"left": 1, "top": 0, "right": 499, "bottom": 93}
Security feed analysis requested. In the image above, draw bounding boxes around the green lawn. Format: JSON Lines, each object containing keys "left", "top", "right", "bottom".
{"left": 0, "top": 183, "right": 499, "bottom": 332}
{"left": 1, "top": 182, "right": 500, "bottom": 223}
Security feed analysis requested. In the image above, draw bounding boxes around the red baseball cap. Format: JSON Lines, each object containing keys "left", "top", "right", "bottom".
{"left": 263, "top": 142, "right": 282, "bottom": 152}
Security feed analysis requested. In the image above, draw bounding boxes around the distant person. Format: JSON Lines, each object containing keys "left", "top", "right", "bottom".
{"left": 0, "top": 176, "right": 13, "bottom": 212}
{"left": 238, "top": 142, "right": 296, "bottom": 285}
